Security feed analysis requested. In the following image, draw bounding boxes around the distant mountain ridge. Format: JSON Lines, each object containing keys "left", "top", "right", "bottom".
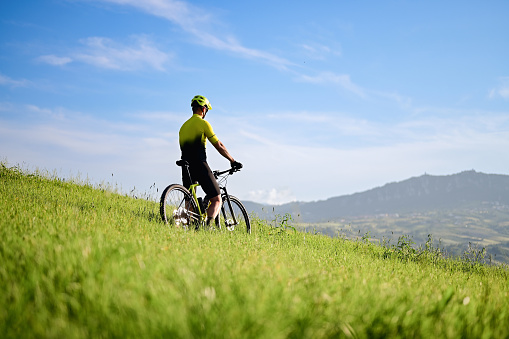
{"left": 244, "top": 170, "right": 509, "bottom": 223}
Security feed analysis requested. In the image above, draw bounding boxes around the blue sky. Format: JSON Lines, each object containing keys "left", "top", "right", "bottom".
{"left": 1, "top": 0, "right": 508, "bottom": 204}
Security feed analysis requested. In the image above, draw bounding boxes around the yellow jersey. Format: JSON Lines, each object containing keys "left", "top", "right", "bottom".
{"left": 179, "top": 114, "right": 219, "bottom": 162}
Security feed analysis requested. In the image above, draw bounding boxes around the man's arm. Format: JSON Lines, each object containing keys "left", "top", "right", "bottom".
{"left": 212, "top": 140, "right": 235, "bottom": 163}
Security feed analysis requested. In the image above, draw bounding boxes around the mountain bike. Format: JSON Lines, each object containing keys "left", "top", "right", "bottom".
{"left": 159, "top": 160, "right": 251, "bottom": 233}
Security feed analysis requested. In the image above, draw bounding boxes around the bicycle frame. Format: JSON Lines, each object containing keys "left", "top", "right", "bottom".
{"left": 188, "top": 183, "right": 204, "bottom": 214}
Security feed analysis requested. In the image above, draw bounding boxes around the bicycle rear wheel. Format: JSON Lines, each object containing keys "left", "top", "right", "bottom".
{"left": 160, "top": 184, "right": 198, "bottom": 229}
{"left": 219, "top": 195, "right": 251, "bottom": 234}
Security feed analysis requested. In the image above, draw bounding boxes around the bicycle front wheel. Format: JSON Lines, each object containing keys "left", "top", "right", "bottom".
{"left": 219, "top": 195, "right": 251, "bottom": 234}
{"left": 160, "top": 184, "right": 198, "bottom": 229}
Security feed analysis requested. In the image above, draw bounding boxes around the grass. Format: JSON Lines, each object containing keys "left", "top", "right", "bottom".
{"left": 1, "top": 163, "right": 508, "bottom": 338}
{"left": 297, "top": 207, "right": 509, "bottom": 265}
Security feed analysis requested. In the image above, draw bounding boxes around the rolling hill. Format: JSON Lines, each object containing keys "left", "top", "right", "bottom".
{"left": 245, "top": 170, "right": 509, "bottom": 222}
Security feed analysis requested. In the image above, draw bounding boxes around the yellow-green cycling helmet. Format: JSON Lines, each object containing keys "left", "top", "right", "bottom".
{"left": 191, "top": 95, "right": 212, "bottom": 110}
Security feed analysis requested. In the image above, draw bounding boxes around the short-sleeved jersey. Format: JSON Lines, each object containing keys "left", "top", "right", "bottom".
{"left": 179, "top": 114, "right": 219, "bottom": 162}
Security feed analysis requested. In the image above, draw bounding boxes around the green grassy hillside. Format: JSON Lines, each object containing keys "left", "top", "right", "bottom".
{"left": 1, "top": 164, "right": 508, "bottom": 338}
{"left": 297, "top": 207, "right": 509, "bottom": 265}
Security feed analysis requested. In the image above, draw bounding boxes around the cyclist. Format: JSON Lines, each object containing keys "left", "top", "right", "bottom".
{"left": 179, "top": 95, "right": 242, "bottom": 227}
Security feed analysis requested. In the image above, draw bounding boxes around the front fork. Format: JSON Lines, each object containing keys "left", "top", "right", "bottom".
{"left": 220, "top": 186, "right": 238, "bottom": 227}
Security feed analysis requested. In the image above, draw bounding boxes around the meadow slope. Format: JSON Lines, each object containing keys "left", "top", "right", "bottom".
{"left": 1, "top": 164, "right": 508, "bottom": 338}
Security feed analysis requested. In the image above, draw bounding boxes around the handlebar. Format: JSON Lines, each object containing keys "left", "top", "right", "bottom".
{"left": 213, "top": 166, "right": 241, "bottom": 178}
{"left": 176, "top": 160, "right": 242, "bottom": 179}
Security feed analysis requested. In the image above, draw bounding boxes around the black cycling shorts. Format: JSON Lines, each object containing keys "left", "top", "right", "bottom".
{"left": 182, "top": 160, "right": 221, "bottom": 198}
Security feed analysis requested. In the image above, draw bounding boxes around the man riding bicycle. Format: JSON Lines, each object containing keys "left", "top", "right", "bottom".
{"left": 179, "top": 95, "right": 242, "bottom": 227}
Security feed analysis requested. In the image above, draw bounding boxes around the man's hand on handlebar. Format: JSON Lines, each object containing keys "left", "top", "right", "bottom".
{"left": 231, "top": 161, "right": 243, "bottom": 170}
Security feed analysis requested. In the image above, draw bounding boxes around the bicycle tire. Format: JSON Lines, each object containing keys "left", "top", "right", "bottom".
{"left": 219, "top": 195, "right": 251, "bottom": 234}
{"left": 160, "top": 184, "right": 198, "bottom": 229}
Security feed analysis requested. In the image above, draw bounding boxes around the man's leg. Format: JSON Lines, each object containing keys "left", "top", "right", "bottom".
{"left": 192, "top": 161, "right": 221, "bottom": 227}
{"left": 206, "top": 194, "right": 221, "bottom": 226}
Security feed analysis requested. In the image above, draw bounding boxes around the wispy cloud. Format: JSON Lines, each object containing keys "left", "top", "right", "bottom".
{"left": 37, "top": 35, "right": 171, "bottom": 71}
{"left": 202, "top": 35, "right": 294, "bottom": 70}
{"left": 36, "top": 55, "right": 72, "bottom": 66}
{"left": 75, "top": 36, "right": 170, "bottom": 71}
{"left": 264, "top": 110, "right": 509, "bottom": 147}
{"left": 0, "top": 73, "right": 30, "bottom": 87}
{"left": 96, "top": 0, "right": 294, "bottom": 70}
{"left": 100, "top": 0, "right": 205, "bottom": 27}
{"left": 130, "top": 111, "right": 184, "bottom": 123}
{"left": 371, "top": 90, "right": 413, "bottom": 109}
{"left": 300, "top": 42, "right": 342, "bottom": 60}
{"left": 296, "top": 71, "right": 367, "bottom": 98}
{"left": 489, "top": 77, "right": 509, "bottom": 99}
